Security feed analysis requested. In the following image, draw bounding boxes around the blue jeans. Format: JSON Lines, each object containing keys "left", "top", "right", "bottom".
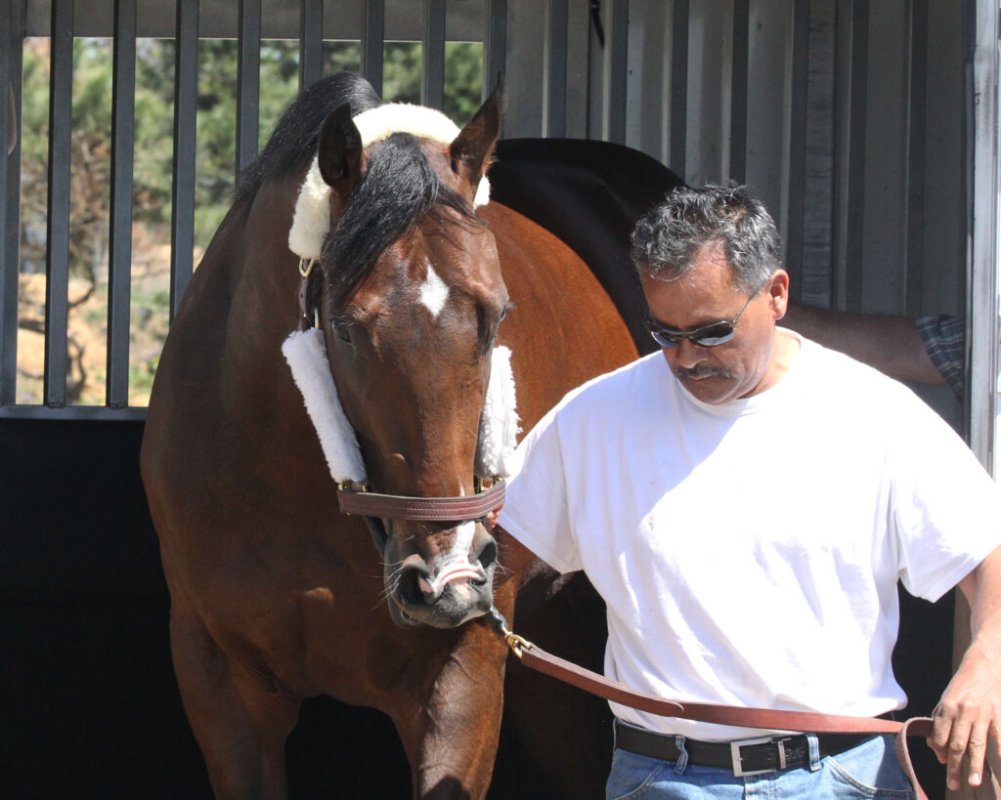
{"left": 606, "top": 733, "right": 915, "bottom": 799}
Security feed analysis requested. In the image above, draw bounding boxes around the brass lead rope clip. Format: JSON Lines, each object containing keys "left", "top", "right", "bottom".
{"left": 484, "top": 606, "right": 532, "bottom": 658}
{"left": 297, "top": 258, "right": 320, "bottom": 329}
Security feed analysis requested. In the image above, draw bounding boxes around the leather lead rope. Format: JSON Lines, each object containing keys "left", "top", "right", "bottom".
{"left": 482, "top": 607, "right": 957, "bottom": 800}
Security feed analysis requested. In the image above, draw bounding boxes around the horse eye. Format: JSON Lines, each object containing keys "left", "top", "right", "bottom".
{"left": 331, "top": 319, "right": 353, "bottom": 345}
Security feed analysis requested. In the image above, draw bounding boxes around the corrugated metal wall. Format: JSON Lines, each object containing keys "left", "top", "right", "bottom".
{"left": 0, "top": 0, "right": 969, "bottom": 422}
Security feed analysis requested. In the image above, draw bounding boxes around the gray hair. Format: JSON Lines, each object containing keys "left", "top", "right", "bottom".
{"left": 630, "top": 183, "right": 782, "bottom": 294}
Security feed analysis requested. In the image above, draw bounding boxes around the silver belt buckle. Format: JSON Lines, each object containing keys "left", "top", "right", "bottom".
{"left": 729, "top": 736, "right": 786, "bottom": 777}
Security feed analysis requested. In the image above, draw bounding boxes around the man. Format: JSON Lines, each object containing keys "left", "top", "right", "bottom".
{"left": 495, "top": 184, "right": 1001, "bottom": 798}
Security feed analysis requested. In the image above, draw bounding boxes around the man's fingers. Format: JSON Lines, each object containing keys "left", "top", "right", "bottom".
{"left": 933, "top": 705, "right": 994, "bottom": 789}
{"left": 963, "top": 720, "right": 990, "bottom": 787}
{"left": 932, "top": 703, "right": 971, "bottom": 790}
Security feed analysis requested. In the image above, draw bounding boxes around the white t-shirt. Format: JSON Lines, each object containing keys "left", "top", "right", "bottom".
{"left": 498, "top": 332, "right": 1001, "bottom": 740}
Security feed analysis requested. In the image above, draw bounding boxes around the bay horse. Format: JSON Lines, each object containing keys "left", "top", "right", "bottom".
{"left": 142, "top": 72, "right": 685, "bottom": 798}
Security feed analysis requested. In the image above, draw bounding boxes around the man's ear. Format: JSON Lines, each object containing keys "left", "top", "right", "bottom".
{"left": 768, "top": 270, "right": 790, "bottom": 320}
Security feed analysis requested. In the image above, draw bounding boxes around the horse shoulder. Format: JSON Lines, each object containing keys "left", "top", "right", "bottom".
{"left": 480, "top": 202, "right": 638, "bottom": 430}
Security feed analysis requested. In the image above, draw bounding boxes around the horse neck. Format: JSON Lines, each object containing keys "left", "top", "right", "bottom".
{"left": 219, "top": 179, "right": 307, "bottom": 417}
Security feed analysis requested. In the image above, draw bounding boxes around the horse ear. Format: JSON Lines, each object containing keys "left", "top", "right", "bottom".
{"left": 450, "top": 78, "right": 503, "bottom": 196}
{"left": 317, "top": 102, "right": 365, "bottom": 195}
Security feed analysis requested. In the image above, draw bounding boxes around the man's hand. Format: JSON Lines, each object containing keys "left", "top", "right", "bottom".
{"left": 930, "top": 547, "right": 1001, "bottom": 790}
{"left": 930, "top": 638, "right": 1001, "bottom": 790}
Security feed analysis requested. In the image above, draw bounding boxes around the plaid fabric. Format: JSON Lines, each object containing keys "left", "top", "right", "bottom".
{"left": 916, "top": 314, "right": 964, "bottom": 397}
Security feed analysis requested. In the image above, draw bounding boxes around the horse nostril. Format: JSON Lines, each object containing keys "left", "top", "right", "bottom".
{"left": 473, "top": 533, "right": 498, "bottom": 575}
{"left": 396, "top": 555, "right": 434, "bottom": 604}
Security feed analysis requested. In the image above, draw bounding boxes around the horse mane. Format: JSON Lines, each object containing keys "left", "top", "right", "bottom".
{"left": 322, "top": 132, "right": 483, "bottom": 305}
{"left": 238, "top": 71, "right": 483, "bottom": 303}
{"left": 235, "top": 72, "right": 382, "bottom": 202}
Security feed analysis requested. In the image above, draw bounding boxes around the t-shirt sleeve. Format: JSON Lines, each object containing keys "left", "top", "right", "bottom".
{"left": 891, "top": 397, "right": 1001, "bottom": 602}
{"left": 497, "top": 405, "right": 583, "bottom": 574}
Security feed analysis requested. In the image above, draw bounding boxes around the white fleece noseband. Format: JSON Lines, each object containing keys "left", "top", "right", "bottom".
{"left": 282, "top": 102, "right": 517, "bottom": 486}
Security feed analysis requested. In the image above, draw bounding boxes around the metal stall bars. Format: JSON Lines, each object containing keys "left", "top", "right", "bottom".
{"left": 0, "top": 0, "right": 531, "bottom": 420}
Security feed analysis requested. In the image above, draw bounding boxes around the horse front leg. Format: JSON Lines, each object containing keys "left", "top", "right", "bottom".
{"left": 169, "top": 600, "right": 301, "bottom": 800}
{"left": 393, "top": 618, "right": 511, "bottom": 799}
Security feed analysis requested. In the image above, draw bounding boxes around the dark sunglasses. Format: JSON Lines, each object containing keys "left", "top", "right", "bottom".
{"left": 643, "top": 291, "right": 758, "bottom": 349}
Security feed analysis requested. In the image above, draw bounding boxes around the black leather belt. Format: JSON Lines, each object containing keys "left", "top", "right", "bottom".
{"left": 614, "top": 719, "right": 873, "bottom": 777}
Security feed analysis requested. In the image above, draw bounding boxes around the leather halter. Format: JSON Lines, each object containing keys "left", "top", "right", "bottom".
{"left": 337, "top": 480, "right": 506, "bottom": 522}
{"left": 295, "top": 262, "right": 507, "bottom": 533}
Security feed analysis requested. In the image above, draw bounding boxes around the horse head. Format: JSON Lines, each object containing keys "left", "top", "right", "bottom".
{"left": 285, "top": 85, "right": 514, "bottom": 629}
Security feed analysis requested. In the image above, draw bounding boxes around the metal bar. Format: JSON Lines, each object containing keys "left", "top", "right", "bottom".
{"left": 484, "top": 0, "right": 507, "bottom": 102}
{"left": 299, "top": 0, "right": 323, "bottom": 90}
{"left": 106, "top": 0, "right": 137, "bottom": 409}
{"left": 605, "top": 0, "right": 628, "bottom": 144}
{"left": 422, "top": 0, "right": 446, "bottom": 110}
{"left": 964, "top": 0, "right": 997, "bottom": 465}
{"left": 44, "top": 0, "right": 75, "bottom": 407}
{"left": 904, "top": 0, "right": 927, "bottom": 317}
{"left": 170, "top": 0, "right": 199, "bottom": 320}
{"left": 728, "top": 0, "right": 749, "bottom": 183}
{"left": 544, "top": 0, "right": 568, "bottom": 137}
{"left": 784, "top": 0, "right": 810, "bottom": 296}
{"left": 236, "top": 0, "right": 261, "bottom": 177}
{"left": 843, "top": 0, "right": 868, "bottom": 311}
{"left": 0, "top": 0, "right": 23, "bottom": 406}
{"left": 669, "top": 0, "right": 689, "bottom": 174}
{"left": 0, "top": 403, "right": 147, "bottom": 422}
{"left": 0, "top": 26, "right": 10, "bottom": 163}
{"left": 363, "top": 0, "right": 385, "bottom": 96}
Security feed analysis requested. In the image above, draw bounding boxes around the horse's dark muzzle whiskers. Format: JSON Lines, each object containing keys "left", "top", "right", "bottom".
{"left": 384, "top": 521, "right": 498, "bottom": 629}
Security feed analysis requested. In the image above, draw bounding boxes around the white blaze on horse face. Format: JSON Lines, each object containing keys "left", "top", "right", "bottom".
{"left": 418, "top": 263, "right": 450, "bottom": 319}
{"left": 453, "top": 519, "right": 475, "bottom": 558}
{"left": 419, "top": 520, "right": 481, "bottom": 596}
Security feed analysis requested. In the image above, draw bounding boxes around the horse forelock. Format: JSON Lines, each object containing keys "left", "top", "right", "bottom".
{"left": 321, "top": 134, "right": 483, "bottom": 305}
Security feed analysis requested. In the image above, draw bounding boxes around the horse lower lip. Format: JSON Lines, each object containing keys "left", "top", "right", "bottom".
{"left": 418, "top": 566, "right": 484, "bottom": 597}
{"left": 435, "top": 563, "right": 483, "bottom": 585}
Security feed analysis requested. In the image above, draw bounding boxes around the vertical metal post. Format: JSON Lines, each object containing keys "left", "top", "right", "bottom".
{"left": 423, "top": 0, "right": 446, "bottom": 110}
{"left": 904, "top": 0, "right": 928, "bottom": 317}
{"left": 669, "top": 0, "right": 689, "bottom": 174}
{"left": 0, "top": 0, "right": 23, "bottom": 406}
{"left": 784, "top": 0, "right": 811, "bottom": 295}
{"left": 729, "top": 0, "right": 749, "bottom": 184}
{"left": 107, "top": 0, "right": 137, "bottom": 408}
{"left": 966, "top": 0, "right": 999, "bottom": 470}
{"left": 839, "top": 0, "right": 868, "bottom": 311}
{"left": 299, "top": 0, "right": 323, "bottom": 90}
{"left": 170, "top": 0, "right": 199, "bottom": 320}
{"left": 604, "top": 0, "right": 627, "bottom": 143}
{"left": 44, "top": 0, "right": 75, "bottom": 407}
{"left": 544, "top": 0, "right": 568, "bottom": 137}
{"left": 363, "top": 0, "right": 385, "bottom": 97}
{"left": 484, "top": 0, "right": 507, "bottom": 102}
{"left": 236, "top": 0, "right": 262, "bottom": 177}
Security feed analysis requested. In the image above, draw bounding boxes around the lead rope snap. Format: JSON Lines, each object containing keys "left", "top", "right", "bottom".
{"left": 484, "top": 606, "right": 532, "bottom": 658}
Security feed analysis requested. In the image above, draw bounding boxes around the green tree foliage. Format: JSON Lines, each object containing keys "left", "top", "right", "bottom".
{"left": 16, "top": 35, "right": 483, "bottom": 404}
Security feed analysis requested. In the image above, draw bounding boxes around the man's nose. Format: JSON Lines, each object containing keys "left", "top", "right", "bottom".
{"left": 671, "top": 338, "right": 708, "bottom": 369}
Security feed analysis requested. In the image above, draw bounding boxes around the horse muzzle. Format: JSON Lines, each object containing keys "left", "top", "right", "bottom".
{"left": 385, "top": 522, "right": 498, "bottom": 629}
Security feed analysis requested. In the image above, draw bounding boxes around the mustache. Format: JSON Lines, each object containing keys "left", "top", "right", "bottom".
{"left": 675, "top": 365, "right": 733, "bottom": 380}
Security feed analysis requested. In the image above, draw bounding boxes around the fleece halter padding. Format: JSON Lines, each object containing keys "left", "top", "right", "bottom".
{"left": 288, "top": 103, "right": 491, "bottom": 261}
{"left": 283, "top": 331, "right": 520, "bottom": 485}
{"left": 282, "top": 102, "right": 517, "bottom": 486}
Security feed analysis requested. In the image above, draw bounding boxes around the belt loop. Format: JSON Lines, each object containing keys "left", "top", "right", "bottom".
{"left": 672, "top": 736, "right": 689, "bottom": 775}
{"left": 806, "top": 733, "right": 822, "bottom": 772}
